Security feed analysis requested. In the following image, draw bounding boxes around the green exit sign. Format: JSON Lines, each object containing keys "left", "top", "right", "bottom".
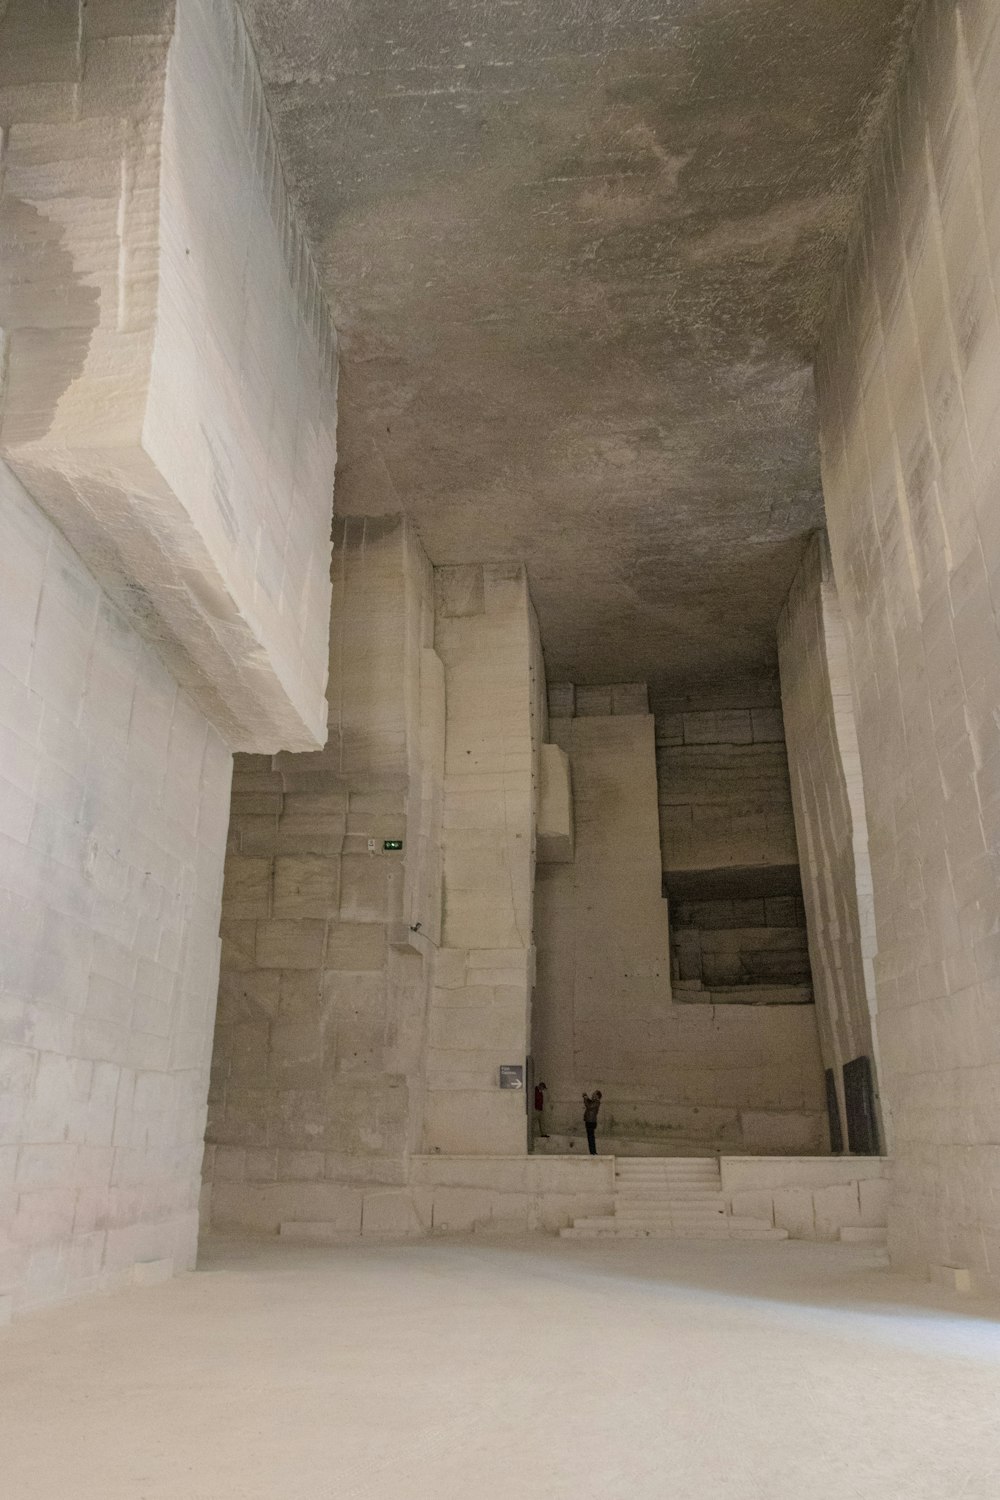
{"left": 383, "top": 839, "right": 403, "bottom": 851}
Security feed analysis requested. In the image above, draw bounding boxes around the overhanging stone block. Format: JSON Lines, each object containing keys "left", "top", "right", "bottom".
{"left": 0, "top": 0, "right": 338, "bottom": 752}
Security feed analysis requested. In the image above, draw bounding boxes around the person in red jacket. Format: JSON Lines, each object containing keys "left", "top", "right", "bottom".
{"left": 534, "top": 1081, "right": 548, "bottom": 1139}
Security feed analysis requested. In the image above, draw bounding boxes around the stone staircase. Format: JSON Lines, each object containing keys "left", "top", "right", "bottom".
{"left": 560, "top": 1157, "right": 788, "bottom": 1241}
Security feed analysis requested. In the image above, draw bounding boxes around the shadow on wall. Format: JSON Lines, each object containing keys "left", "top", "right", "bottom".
{"left": 0, "top": 196, "right": 100, "bottom": 445}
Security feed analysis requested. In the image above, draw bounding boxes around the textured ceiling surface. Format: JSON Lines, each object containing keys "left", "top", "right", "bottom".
{"left": 240, "top": 0, "right": 916, "bottom": 694}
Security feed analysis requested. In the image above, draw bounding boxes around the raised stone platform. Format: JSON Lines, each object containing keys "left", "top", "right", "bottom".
{"left": 208, "top": 1153, "right": 889, "bottom": 1246}
{"left": 534, "top": 1133, "right": 718, "bottom": 1157}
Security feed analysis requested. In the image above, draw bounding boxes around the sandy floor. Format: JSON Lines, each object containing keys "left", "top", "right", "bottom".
{"left": 2, "top": 1234, "right": 999, "bottom": 1499}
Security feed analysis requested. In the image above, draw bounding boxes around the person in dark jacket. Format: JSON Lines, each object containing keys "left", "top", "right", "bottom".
{"left": 534, "top": 1081, "right": 548, "bottom": 1139}
{"left": 582, "top": 1090, "right": 602, "bottom": 1155}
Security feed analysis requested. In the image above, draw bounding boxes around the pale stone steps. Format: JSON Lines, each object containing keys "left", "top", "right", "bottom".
{"left": 616, "top": 1200, "right": 726, "bottom": 1210}
{"left": 615, "top": 1189, "right": 723, "bottom": 1199}
{"left": 561, "top": 1155, "right": 786, "bottom": 1242}
{"left": 617, "top": 1178, "right": 720, "bottom": 1191}
{"left": 616, "top": 1155, "right": 718, "bottom": 1165}
{"left": 616, "top": 1175, "right": 723, "bottom": 1187}
{"left": 616, "top": 1164, "right": 720, "bottom": 1177}
{"left": 616, "top": 1168, "right": 720, "bottom": 1180}
{"left": 615, "top": 1205, "right": 726, "bottom": 1221}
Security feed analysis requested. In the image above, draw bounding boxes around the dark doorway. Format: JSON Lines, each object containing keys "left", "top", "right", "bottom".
{"left": 824, "top": 1068, "right": 844, "bottom": 1153}
{"left": 843, "top": 1055, "right": 879, "bottom": 1155}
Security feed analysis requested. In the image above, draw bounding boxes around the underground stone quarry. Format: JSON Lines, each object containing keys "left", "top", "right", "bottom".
{"left": 2, "top": 0, "right": 1000, "bottom": 1495}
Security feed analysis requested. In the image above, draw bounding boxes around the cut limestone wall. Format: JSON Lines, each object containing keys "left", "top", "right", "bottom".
{"left": 407, "top": 1154, "right": 614, "bottom": 1235}
{"left": 207, "top": 519, "right": 442, "bottom": 1234}
{"left": 218, "top": 1156, "right": 615, "bottom": 1242}
{"left": 537, "top": 743, "right": 574, "bottom": 864}
{"left": 0, "top": 0, "right": 338, "bottom": 750}
{"left": 0, "top": 462, "right": 231, "bottom": 1320}
{"left": 670, "top": 895, "right": 812, "bottom": 1005}
{"left": 549, "top": 683, "right": 650, "bottom": 719}
{"left": 0, "top": 1, "right": 338, "bottom": 1316}
{"left": 208, "top": 549, "right": 548, "bottom": 1229}
{"left": 422, "top": 565, "right": 544, "bottom": 1156}
{"left": 816, "top": 0, "right": 1000, "bottom": 1287}
{"left": 720, "top": 1156, "right": 890, "bottom": 1242}
{"left": 778, "top": 532, "right": 885, "bottom": 1150}
{"left": 534, "top": 709, "right": 828, "bottom": 1155}
{"left": 655, "top": 702, "right": 798, "bottom": 877}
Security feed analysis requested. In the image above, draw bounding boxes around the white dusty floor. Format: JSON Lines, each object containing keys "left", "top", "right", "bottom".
{"left": 2, "top": 1235, "right": 1000, "bottom": 1500}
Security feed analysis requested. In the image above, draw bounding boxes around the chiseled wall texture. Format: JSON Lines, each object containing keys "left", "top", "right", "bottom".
{"left": 534, "top": 711, "right": 828, "bottom": 1155}
{"left": 0, "top": 462, "right": 231, "bottom": 1320}
{"left": 778, "top": 533, "right": 886, "bottom": 1150}
{"left": 207, "top": 549, "right": 547, "bottom": 1228}
{"left": 655, "top": 703, "right": 798, "bottom": 876}
{"left": 0, "top": 0, "right": 337, "bottom": 751}
{"left": 423, "top": 565, "right": 545, "bottom": 1156}
{"left": 816, "top": 0, "right": 1000, "bottom": 1286}
{"left": 207, "top": 519, "right": 443, "bottom": 1236}
{"left": 147, "top": 0, "right": 337, "bottom": 743}
{"left": 0, "top": 0, "right": 338, "bottom": 1313}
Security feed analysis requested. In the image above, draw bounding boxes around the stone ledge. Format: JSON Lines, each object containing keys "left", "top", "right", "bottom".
{"left": 0, "top": 0, "right": 337, "bottom": 752}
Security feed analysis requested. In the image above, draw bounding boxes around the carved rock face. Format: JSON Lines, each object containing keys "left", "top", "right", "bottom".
{"left": 239, "top": 0, "right": 917, "bottom": 697}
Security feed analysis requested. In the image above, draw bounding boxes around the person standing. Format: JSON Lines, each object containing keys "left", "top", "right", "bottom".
{"left": 534, "top": 1081, "right": 548, "bottom": 1139}
{"left": 582, "top": 1090, "right": 602, "bottom": 1155}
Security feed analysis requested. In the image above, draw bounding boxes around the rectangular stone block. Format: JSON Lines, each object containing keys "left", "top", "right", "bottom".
{"left": 610, "top": 683, "right": 649, "bottom": 715}
{"left": 325, "top": 922, "right": 387, "bottom": 971}
{"left": 132, "top": 1257, "right": 174, "bottom": 1288}
{"left": 275, "top": 797, "right": 346, "bottom": 855}
{"left": 575, "top": 686, "right": 612, "bottom": 717}
{"left": 813, "top": 1182, "right": 861, "bottom": 1239}
{"left": 0, "top": 0, "right": 338, "bottom": 751}
{"left": 255, "top": 920, "right": 327, "bottom": 970}
{"left": 548, "top": 682, "right": 575, "bottom": 718}
{"left": 714, "top": 710, "right": 753, "bottom": 743}
{"left": 339, "top": 855, "right": 393, "bottom": 923}
{"left": 428, "top": 1186, "right": 498, "bottom": 1233}
{"left": 435, "top": 565, "right": 484, "bottom": 618}
{"left": 279, "top": 1220, "right": 355, "bottom": 1243}
{"left": 272, "top": 856, "right": 339, "bottom": 918}
{"left": 214, "top": 1183, "right": 363, "bottom": 1235}
{"left": 222, "top": 857, "right": 272, "bottom": 918}
{"left": 929, "top": 1264, "right": 973, "bottom": 1294}
{"left": 361, "top": 1189, "right": 422, "bottom": 1239}
{"left": 859, "top": 1175, "right": 890, "bottom": 1226}
{"left": 772, "top": 1186, "right": 816, "bottom": 1239}
{"left": 276, "top": 1150, "right": 325, "bottom": 1182}
{"left": 751, "top": 707, "right": 785, "bottom": 742}
{"left": 729, "top": 1190, "right": 775, "bottom": 1224}
{"left": 219, "top": 921, "right": 258, "bottom": 972}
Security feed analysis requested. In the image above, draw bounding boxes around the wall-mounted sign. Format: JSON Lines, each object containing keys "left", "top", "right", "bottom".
{"left": 383, "top": 840, "right": 403, "bottom": 851}
{"left": 499, "top": 1064, "right": 524, "bottom": 1090}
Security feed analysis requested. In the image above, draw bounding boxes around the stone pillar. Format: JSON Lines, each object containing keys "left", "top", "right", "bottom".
{"left": 207, "top": 519, "right": 443, "bottom": 1233}
{"left": 778, "top": 532, "right": 887, "bottom": 1150}
{"left": 422, "top": 565, "right": 544, "bottom": 1155}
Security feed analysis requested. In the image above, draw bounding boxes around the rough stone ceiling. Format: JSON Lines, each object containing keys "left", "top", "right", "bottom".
{"left": 240, "top": 0, "right": 917, "bottom": 696}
